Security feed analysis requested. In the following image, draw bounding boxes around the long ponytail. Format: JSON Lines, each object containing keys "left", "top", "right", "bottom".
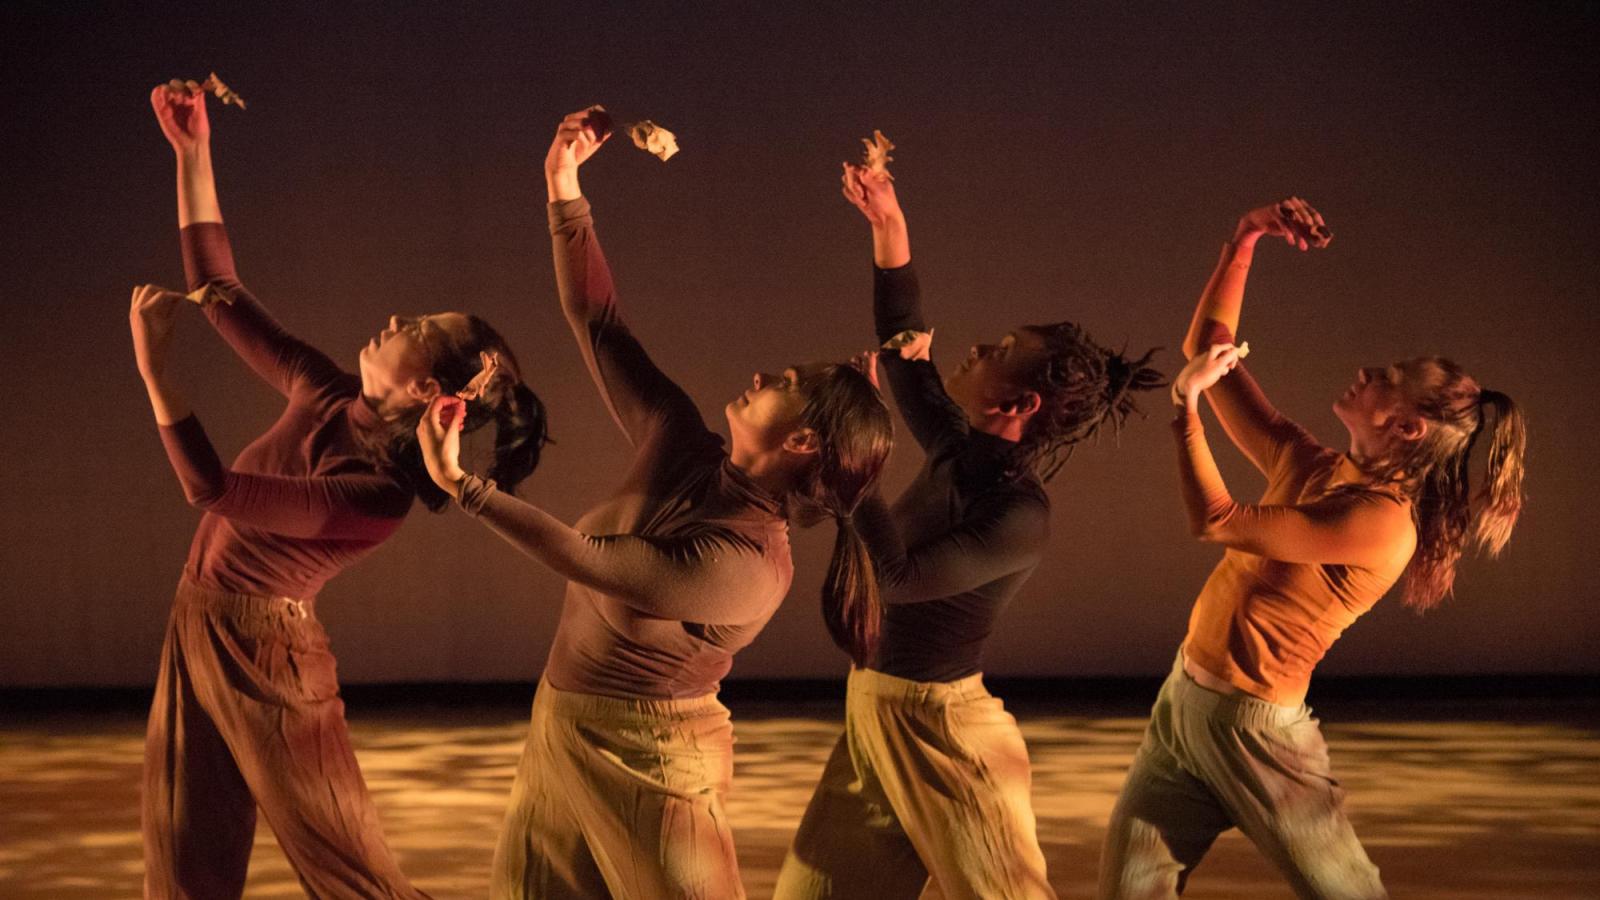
{"left": 822, "top": 510, "right": 882, "bottom": 667}
{"left": 796, "top": 364, "right": 894, "bottom": 666}
{"left": 1385, "top": 359, "right": 1527, "bottom": 610}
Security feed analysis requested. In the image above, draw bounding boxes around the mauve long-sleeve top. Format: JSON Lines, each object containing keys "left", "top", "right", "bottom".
{"left": 156, "top": 224, "right": 412, "bottom": 600}
{"left": 453, "top": 198, "right": 793, "bottom": 700}
{"left": 852, "top": 264, "right": 1051, "bottom": 684}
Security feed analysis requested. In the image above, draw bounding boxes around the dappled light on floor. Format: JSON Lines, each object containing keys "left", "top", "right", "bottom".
{"left": 3, "top": 706, "right": 1596, "bottom": 898}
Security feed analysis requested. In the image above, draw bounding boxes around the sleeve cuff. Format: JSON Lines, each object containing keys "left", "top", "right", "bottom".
{"left": 547, "top": 197, "right": 594, "bottom": 234}
{"left": 456, "top": 473, "right": 499, "bottom": 517}
{"left": 179, "top": 222, "right": 238, "bottom": 290}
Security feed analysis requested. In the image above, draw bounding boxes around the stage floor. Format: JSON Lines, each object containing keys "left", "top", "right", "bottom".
{"left": 4, "top": 697, "right": 1597, "bottom": 899}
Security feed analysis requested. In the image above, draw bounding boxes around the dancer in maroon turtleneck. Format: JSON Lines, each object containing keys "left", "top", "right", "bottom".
{"left": 133, "top": 81, "right": 544, "bottom": 900}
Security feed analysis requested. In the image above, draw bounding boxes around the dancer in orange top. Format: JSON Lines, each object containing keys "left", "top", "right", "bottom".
{"left": 1099, "top": 198, "right": 1527, "bottom": 900}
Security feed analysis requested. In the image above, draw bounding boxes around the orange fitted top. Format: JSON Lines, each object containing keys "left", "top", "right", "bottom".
{"left": 1176, "top": 244, "right": 1416, "bottom": 706}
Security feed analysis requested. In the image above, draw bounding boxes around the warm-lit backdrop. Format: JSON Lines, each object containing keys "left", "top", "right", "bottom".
{"left": 3, "top": 2, "right": 1594, "bottom": 686}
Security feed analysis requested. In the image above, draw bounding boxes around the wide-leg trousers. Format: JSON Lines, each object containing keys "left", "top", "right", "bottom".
{"left": 491, "top": 678, "right": 745, "bottom": 900}
{"left": 1098, "top": 653, "right": 1385, "bottom": 900}
{"left": 774, "top": 667, "right": 1055, "bottom": 900}
{"left": 142, "top": 577, "right": 428, "bottom": 900}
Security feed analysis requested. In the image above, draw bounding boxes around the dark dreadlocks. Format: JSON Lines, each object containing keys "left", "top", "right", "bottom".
{"left": 1009, "top": 322, "right": 1166, "bottom": 482}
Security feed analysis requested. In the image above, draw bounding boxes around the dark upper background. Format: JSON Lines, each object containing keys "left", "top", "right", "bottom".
{"left": 2, "top": 2, "right": 1594, "bottom": 686}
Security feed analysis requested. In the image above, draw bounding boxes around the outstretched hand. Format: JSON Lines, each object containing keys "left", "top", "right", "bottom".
{"left": 416, "top": 396, "right": 469, "bottom": 498}
{"left": 840, "top": 162, "right": 903, "bottom": 227}
{"left": 129, "top": 284, "right": 187, "bottom": 379}
{"left": 1235, "top": 197, "right": 1330, "bottom": 251}
{"left": 545, "top": 107, "right": 611, "bottom": 201}
{"left": 1174, "top": 343, "right": 1244, "bottom": 409}
{"left": 150, "top": 82, "right": 210, "bottom": 154}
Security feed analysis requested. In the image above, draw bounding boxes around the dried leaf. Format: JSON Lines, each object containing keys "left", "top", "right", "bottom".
{"left": 628, "top": 121, "right": 679, "bottom": 162}
{"left": 881, "top": 328, "right": 933, "bottom": 362}
{"left": 860, "top": 129, "right": 895, "bottom": 180}
{"left": 200, "top": 72, "right": 247, "bottom": 110}
{"left": 185, "top": 283, "right": 235, "bottom": 307}
{"left": 455, "top": 351, "right": 503, "bottom": 402}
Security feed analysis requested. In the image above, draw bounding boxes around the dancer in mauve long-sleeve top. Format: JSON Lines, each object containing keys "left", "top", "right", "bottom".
{"left": 135, "top": 81, "right": 547, "bottom": 900}
{"left": 1098, "top": 198, "right": 1528, "bottom": 900}
{"left": 775, "top": 160, "right": 1164, "bottom": 900}
{"left": 413, "top": 108, "right": 894, "bottom": 900}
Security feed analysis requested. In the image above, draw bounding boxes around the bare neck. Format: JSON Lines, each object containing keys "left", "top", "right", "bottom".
{"left": 728, "top": 446, "right": 801, "bottom": 499}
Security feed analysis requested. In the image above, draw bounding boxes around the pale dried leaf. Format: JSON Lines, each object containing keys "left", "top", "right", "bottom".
{"left": 201, "top": 72, "right": 247, "bottom": 110}
{"left": 628, "top": 121, "right": 679, "bottom": 162}
{"left": 861, "top": 129, "right": 895, "bottom": 180}
{"left": 881, "top": 328, "right": 933, "bottom": 362}
{"left": 185, "top": 284, "right": 235, "bottom": 307}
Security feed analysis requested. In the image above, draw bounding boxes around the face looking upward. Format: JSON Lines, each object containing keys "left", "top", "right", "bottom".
{"left": 943, "top": 328, "right": 1051, "bottom": 428}
{"left": 725, "top": 364, "right": 825, "bottom": 456}
{"left": 358, "top": 312, "right": 472, "bottom": 415}
{"left": 1333, "top": 361, "right": 1428, "bottom": 458}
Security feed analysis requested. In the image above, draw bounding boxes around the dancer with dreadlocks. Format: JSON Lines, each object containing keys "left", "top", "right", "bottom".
{"left": 1097, "top": 198, "right": 1527, "bottom": 900}
{"left": 773, "top": 161, "right": 1163, "bottom": 900}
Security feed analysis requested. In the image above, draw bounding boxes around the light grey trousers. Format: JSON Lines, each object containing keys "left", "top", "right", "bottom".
{"left": 1098, "top": 653, "right": 1385, "bottom": 900}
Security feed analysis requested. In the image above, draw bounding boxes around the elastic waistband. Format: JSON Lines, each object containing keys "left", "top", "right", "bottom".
{"left": 174, "top": 576, "right": 317, "bottom": 621}
{"left": 536, "top": 678, "right": 728, "bottom": 723}
{"left": 849, "top": 666, "right": 990, "bottom": 704}
{"left": 1167, "top": 652, "right": 1305, "bottom": 729}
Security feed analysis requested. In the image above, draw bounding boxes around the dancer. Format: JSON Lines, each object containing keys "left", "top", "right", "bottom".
{"left": 411, "top": 108, "right": 893, "bottom": 900}
{"left": 773, "top": 161, "right": 1163, "bottom": 900}
{"left": 1097, "top": 198, "right": 1527, "bottom": 900}
{"left": 135, "top": 82, "right": 547, "bottom": 899}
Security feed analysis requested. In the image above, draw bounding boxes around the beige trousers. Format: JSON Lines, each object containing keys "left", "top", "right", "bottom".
{"left": 774, "top": 668, "right": 1055, "bottom": 900}
{"left": 1098, "top": 653, "right": 1385, "bottom": 900}
{"left": 491, "top": 679, "right": 745, "bottom": 900}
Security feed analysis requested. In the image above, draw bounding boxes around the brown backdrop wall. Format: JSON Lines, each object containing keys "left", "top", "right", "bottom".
{"left": 2, "top": 2, "right": 1595, "bottom": 687}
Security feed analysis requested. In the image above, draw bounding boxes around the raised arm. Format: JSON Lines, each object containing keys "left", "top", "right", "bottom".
{"left": 131, "top": 284, "right": 408, "bottom": 538}
{"left": 1172, "top": 348, "right": 1410, "bottom": 566}
{"left": 158, "top": 415, "right": 410, "bottom": 538}
{"left": 1172, "top": 406, "right": 1412, "bottom": 567}
{"left": 853, "top": 488, "right": 1048, "bottom": 604}
{"left": 544, "top": 110, "right": 706, "bottom": 447}
{"left": 1177, "top": 199, "right": 1328, "bottom": 474}
{"left": 152, "top": 83, "right": 345, "bottom": 402}
{"left": 416, "top": 399, "right": 777, "bottom": 624}
{"left": 841, "top": 164, "right": 968, "bottom": 452}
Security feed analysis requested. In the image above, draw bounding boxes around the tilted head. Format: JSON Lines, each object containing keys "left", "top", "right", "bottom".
{"left": 359, "top": 312, "right": 549, "bottom": 511}
{"left": 726, "top": 361, "right": 894, "bottom": 664}
{"left": 945, "top": 321, "right": 1165, "bottom": 481}
{"left": 1334, "top": 356, "right": 1526, "bottom": 610}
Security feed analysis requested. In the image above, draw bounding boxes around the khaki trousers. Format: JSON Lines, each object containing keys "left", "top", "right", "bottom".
{"left": 142, "top": 578, "right": 427, "bottom": 900}
{"left": 491, "top": 679, "right": 744, "bottom": 899}
{"left": 774, "top": 668, "right": 1055, "bottom": 900}
{"left": 1098, "top": 653, "right": 1385, "bottom": 900}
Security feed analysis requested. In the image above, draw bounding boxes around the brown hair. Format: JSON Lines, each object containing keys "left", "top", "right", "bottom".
{"left": 793, "top": 364, "right": 895, "bottom": 665}
{"left": 1013, "top": 322, "right": 1166, "bottom": 482}
{"left": 363, "top": 315, "right": 549, "bottom": 512}
{"left": 1371, "top": 357, "right": 1527, "bottom": 610}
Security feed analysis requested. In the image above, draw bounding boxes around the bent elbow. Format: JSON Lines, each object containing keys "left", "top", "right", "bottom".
{"left": 1188, "top": 504, "right": 1237, "bottom": 543}
{"left": 184, "top": 486, "right": 224, "bottom": 510}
